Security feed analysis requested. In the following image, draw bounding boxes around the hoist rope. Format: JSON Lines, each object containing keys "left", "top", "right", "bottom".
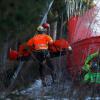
{"left": 40, "top": 0, "right": 54, "bottom": 26}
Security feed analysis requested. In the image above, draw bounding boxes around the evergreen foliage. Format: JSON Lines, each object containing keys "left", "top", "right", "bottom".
{"left": 0, "top": 0, "right": 50, "bottom": 43}
{"left": 0, "top": 0, "right": 95, "bottom": 43}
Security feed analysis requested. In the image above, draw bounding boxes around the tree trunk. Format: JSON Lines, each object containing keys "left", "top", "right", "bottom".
{"left": 50, "top": 21, "right": 57, "bottom": 40}
{"left": 50, "top": 12, "right": 58, "bottom": 40}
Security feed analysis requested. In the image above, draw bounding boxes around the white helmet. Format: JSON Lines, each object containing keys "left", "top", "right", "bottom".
{"left": 37, "top": 26, "right": 45, "bottom": 32}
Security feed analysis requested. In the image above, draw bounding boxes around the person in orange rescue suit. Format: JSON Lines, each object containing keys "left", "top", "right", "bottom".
{"left": 27, "top": 25, "right": 54, "bottom": 86}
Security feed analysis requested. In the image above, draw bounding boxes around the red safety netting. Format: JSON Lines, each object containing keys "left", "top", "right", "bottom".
{"left": 67, "top": 6, "right": 100, "bottom": 44}
{"left": 67, "top": 6, "right": 100, "bottom": 80}
{"left": 67, "top": 36, "right": 100, "bottom": 80}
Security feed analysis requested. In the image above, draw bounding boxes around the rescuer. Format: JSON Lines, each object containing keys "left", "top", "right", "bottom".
{"left": 27, "top": 25, "right": 54, "bottom": 86}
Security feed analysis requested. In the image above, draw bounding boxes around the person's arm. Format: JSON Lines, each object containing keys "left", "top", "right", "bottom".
{"left": 82, "top": 51, "right": 99, "bottom": 72}
{"left": 85, "top": 51, "right": 99, "bottom": 65}
{"left": 46, "top": 35, "right": 53, "bottom": 44}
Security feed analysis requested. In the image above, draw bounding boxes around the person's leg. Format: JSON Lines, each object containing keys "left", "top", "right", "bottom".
{"left": 41, "top": 50, "right": 55, "bottom": 84}
{"left": 39, "top": 63, "right": 44, "bottom": 79}
{"left": 46, "top": 57, "right": 55, "bottom": 83}
{"left": 37, "top": 51, "right": 48, "bottom": 86}
{"left": 33, "top": 51, "right": 45, "bottom": 81}
{"left": 46, "top": 58, "right": 54, "bottom": 71}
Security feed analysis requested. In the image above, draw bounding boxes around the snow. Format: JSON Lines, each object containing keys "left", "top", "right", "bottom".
{"left": 20, "top": 79, "right": 43, "bottom": 96}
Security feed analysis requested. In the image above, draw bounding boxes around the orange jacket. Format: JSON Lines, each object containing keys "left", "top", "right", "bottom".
{"left": 27, "top": 34, "right": 53, "bottom": 50}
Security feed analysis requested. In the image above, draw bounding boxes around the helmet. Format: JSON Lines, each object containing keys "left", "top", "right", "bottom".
{"left": 37, "top": 26, "right": 45, "bottom": 32}
{"left": 42, "top": 23, "right": 50, "bottom": 29}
